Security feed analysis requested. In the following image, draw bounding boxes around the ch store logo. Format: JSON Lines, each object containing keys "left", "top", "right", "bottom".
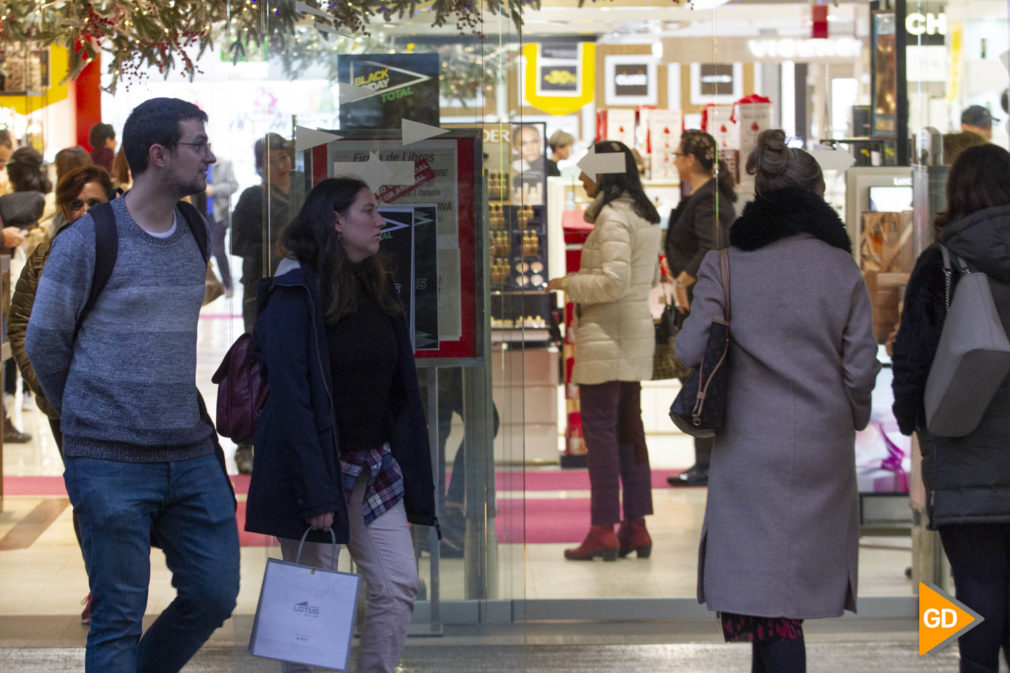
{"left": 293, "top": 601, "right": 320, "bottom": 618}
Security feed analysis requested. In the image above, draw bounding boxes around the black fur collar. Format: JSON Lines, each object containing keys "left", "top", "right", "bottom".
{"left": 730, "top": 187, "right": 851, "bottom": 253}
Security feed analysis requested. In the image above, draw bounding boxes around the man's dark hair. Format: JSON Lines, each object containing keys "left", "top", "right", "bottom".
{"left": 121, "top": 98, "right": 208, "bottom": 177}
{"left": 0, "top": 129, "right": 12, "bottom": 150}
{"left": 88, "top": 122, "right": 116, "bottom": 149}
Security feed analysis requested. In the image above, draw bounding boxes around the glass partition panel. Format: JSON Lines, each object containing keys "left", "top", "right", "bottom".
{"left": 3, "top": 0, "right": 984, "bottom": 662}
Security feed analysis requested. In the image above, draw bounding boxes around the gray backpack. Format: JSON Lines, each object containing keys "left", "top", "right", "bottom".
{"left": 924, "top": 244, "right": 1010, "bottom": 437}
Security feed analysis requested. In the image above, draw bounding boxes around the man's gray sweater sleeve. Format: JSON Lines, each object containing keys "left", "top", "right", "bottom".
{"left": 25, "top": 221, "right": 95, "bottom": 415}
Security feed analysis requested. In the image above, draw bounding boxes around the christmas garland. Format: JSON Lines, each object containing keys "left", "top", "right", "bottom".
{"left": 0, "top": 0, "right": 534, "bottom": 92}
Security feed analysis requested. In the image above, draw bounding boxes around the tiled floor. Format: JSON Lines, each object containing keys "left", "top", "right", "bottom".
{"left": 0, "top": 289, "right": 927, "bottom": 672}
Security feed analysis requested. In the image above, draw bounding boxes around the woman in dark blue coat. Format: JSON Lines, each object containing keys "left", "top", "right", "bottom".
{"left": 246, "top": 177, "right": 435, "bottom": 673}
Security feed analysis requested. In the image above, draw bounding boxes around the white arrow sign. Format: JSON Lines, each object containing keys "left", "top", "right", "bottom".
{"left": 812, "top": 147, "right": 856, "bottom": 173}
{"left": 337, "top": 81, "right": 379, "bottom": 104}
{"left": 577, "top": 145, "right": 627, "bottom": 177}
{"left": 295, "top": 126, "right": 342, "bottom": 152}
{"left": 332, "top": 152, "right": 414, "bottom": 192}
{"left": 402, "top": 119, "right": 449, "bottom": 146}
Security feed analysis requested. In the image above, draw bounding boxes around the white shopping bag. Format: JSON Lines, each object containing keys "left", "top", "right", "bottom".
{"left": 249, "top": 529, "right": 359, "bottom": 670}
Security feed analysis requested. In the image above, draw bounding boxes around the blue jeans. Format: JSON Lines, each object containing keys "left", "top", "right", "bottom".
{"left": 64, "top": 453, "right": 240, "bottom": 672}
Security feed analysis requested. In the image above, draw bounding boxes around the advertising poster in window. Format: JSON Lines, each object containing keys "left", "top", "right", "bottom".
{"left": 377, "top": 204, "right": 439, "bottom": 350}
{"left": 509, "top": 123, "right": 547, "bottom": 206}
{"left": 376, "top": 207, "right": 416, "bottom": 348}
{"left": 323, "top": 134, "right": 480, "bottom": 359}
{"left": 337, "top": 54, "right": 439, "bottom": 129}
{"left": 871, "top": 12, "right": 898, "bottom": 136}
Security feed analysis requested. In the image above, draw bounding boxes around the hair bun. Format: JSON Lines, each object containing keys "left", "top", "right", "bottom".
{"left": 749, "top": 129, "right": 790, "bottom": 177}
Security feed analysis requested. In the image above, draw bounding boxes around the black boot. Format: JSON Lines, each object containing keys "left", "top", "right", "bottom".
{"left": 667, "top": 465, "right": 708, "bottom": 487}
{"left": 4, "top": 417, "right": 31, "bottom": 443}
{"left": 440, "top": 502, "right": 465, "bottom": 558}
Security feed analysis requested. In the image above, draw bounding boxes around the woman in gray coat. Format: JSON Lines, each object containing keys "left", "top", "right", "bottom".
{"left": 675, "top": 130, "right": 879, "bottom": 672}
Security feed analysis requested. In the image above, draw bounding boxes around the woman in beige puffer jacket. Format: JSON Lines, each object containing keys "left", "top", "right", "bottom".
{"left": 548, "top": 140, "right": 661, "bottom": 562}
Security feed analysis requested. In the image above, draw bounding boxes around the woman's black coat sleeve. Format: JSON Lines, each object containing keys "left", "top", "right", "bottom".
{"left": 891, "top": 246, "right": 952, "bottom": 435}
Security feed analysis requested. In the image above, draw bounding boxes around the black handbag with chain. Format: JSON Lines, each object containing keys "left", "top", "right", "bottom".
{"left": 669, "top": 249, "right": 731, "bottom": 438}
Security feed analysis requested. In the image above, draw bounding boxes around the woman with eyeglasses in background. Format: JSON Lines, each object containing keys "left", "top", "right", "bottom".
{"left": 664, "top": 130, "right": 738, "bottom": 488}
{"left": 7, "top": 164, "right": 114, "bottom": 625}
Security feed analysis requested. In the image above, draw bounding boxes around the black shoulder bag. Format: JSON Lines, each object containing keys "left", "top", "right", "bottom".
{"left": 669, "top": 248, "right": 731, "bottom": 438}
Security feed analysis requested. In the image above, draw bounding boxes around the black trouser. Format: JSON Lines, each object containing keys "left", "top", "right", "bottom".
{"left": 939, "top": 523, "right": 1010, "bottom": 672}
{"left": 751, "top": 638, "right": 806, "bottom": 673}
{"left": 694, "top": 436, "right": 713, "bottom": 471}
{"left": 210, "top": 219, "right": 233, "bottom": 289}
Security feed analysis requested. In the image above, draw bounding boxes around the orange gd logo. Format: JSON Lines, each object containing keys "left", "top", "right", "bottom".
{"left": 919, "top": 582, "right": 984, "bottom": 656}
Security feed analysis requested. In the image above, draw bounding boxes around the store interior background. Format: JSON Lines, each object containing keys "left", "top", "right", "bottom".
{"left": 1, "top": 0, "right": 1008, "bottom": 634}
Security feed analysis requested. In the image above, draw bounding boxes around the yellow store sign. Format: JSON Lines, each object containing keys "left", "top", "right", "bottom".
{"left": 523, "top": 42, "right": 595, "bottom": 116}
{"left": 0, "top": 46, "right": 71, "bottom": 115}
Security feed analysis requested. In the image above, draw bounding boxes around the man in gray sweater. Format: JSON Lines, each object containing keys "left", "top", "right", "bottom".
{"left": 26, "top": 98, "right": 239, "bottom": 672}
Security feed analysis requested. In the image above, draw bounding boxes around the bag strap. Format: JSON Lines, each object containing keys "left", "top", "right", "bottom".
{"left": 82, "top": 201, "right": 119, "bottom": 324}
{"left": 719, "top": 248, "right": 731, "bottom": 323}
{"left": 938, "top": 243, "right": 953, "bottom": 309}
{"left": 176, "top": 200, "right": 211, "bottom": 264}
{"left": 937, "top": 243, "right": 975, "bottom": 310}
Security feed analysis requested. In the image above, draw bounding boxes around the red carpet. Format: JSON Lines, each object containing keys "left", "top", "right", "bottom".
{"left": 495, "top": 498, "right": 589, "bottom": 543}
{"left": 230, "top": 497, "right": 591, "bottom": 546}
{"left": 5, "top": 469, "right": 685, "bottom": 546}
{"left": 496, "top": 469, "right": 682, "bottom": 492}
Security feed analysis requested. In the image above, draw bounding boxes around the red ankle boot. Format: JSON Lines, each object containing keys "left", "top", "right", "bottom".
{"left": 617, "top": 519, "right": 652, "bottom": 558}
{"left": 564, "top": 525, "right": 619, "bottom": 561}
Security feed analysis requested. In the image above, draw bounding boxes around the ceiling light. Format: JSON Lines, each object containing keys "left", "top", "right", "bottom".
{"left": 689, "top": 0, "right": 731, "bottom": 10}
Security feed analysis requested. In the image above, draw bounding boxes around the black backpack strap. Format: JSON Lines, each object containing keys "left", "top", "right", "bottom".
{"left": 176, "top": 200, "right": 211, "bottom": 263}
{"left": 83, "top": 201, "right": 119, "bottom": 321}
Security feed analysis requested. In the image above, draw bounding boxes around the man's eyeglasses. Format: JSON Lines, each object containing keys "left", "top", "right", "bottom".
{"left": 177, "top": 140, "right": 213, "bottom": 155}
{"left": 69, "top": 198, "right": 104, "bottom": 211}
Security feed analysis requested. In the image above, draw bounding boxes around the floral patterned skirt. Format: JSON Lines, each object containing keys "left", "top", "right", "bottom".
{"left": 720, "top": 612, "right": 804, "bottom": 642}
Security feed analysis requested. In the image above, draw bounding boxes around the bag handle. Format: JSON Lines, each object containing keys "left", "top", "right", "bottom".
{"left": 938, "top": 243, "right": 975, "bottom": 310}
{"left": 658, "top": 253, "right": 673, "bottom": 307}
{"left": 939, "top": 243, "right": 952, "bottom": 310}
{"left": 296, "top": 526, "right": 339, "bottom": 569}
{"left": 690, "top": 250, "right": 731, "bottom": 428}
{"left": 719, "top": 248, "right": 731, "bottom": 323}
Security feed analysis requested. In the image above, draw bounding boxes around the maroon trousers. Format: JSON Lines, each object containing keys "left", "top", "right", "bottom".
{"left": 579, "top": 381, "right": 654, "bottom": 526}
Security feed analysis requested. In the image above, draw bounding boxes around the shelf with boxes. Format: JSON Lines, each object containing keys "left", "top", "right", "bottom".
{"left": 489, "top": 201, "right": 548, "bottom": 291}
